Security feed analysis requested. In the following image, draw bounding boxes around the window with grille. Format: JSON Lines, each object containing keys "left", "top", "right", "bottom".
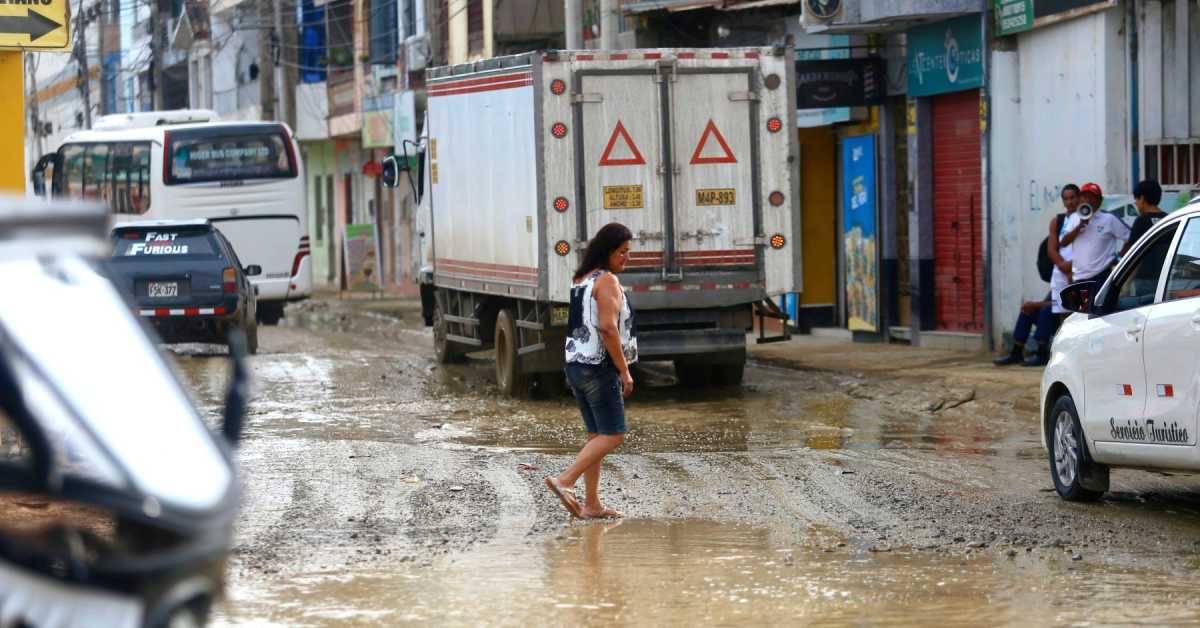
{"left": 1144, "top": 142, "right": 1200, "bottom": 187}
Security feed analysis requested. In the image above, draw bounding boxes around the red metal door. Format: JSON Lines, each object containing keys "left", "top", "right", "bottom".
{"left": 931, "top": 89, "right": 983, "bottom": 332}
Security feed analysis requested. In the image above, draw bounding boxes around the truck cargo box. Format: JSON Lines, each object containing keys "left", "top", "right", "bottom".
{"left": 424, "top": 48, "right": 799, "bottom": 308}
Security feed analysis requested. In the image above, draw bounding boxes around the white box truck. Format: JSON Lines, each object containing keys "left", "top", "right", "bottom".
{"left": 398, "top": 48, "right": 799, "bottom": 396}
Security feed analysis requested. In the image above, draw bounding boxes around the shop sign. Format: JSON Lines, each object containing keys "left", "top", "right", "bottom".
{"left": 796, "top": 57, "right": 885, "bottom": 110}
{"left": 995, "top": 0, "right": 1034, "bottom": 36}
{"left": 907, "top": 15, "right": 984, "bottom": 98}
{"left": 841, "top": 134, "right": 878, "bottom": 333}
{"left": 796, "top": 34, "right": 851, "bottom": 128}
{"left": 993, "top": 0, "right": 1117, "bottom": 37}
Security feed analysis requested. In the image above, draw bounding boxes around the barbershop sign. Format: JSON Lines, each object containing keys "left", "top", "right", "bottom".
{"left": 796, "top": 57, "right": 885, "bottom": 109}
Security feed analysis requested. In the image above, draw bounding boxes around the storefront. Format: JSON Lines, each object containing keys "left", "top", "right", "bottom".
{"left": 907, "top": 14, "right": 986, "bottom": 336}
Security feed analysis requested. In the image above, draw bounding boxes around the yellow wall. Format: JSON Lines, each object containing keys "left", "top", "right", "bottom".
{"left": 0, "top": 52, "right": 24, "bottom": 193}
{"left": 798, "top": 126, "right": 836, "bottom": 307}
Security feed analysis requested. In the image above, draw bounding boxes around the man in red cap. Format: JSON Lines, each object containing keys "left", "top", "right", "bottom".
{"left": 1057, "top": 182, "right": 1130, "bottom": 299}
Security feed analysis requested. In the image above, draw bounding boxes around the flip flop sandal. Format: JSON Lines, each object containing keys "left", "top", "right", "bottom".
{"left": 582, "top": 506, "right": 624, "bottom": 520}
{"left": 544, "top": 477, "right": 582, "bottom": 518}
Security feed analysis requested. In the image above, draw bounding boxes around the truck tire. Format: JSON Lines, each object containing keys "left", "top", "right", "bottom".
{"left": 495, "top": 308, "right": 529, "bottom": 397}
{"left": 674, "top": 360, "right": 713, "bottom": 388}
{"left": 711, "top": 362, "right": 745, "bottom": 387}
{"left": 433, "top": 303, "right": 466, "bottom": 364}
{"left": 257, "top": 301, "right": 284, "bottom": 326}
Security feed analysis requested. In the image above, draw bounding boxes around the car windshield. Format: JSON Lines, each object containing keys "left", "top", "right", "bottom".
{"left": 112, "top": 228, "right": 219, "bottom": 258}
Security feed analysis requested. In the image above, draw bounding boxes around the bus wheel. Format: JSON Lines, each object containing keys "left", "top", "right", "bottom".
{"left": 495, "top": 309, "right": 529, "bottom": 398}
{"left": 257, "top": 302, "right": 284, "bottom": 326}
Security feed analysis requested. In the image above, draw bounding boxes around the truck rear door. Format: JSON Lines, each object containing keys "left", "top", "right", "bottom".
{"left": 577, "top": 71, "right": 668, "bottom": 274}
{"left": 670, "top": 70, "right": 759, "bottom": 272}
{"left": 576, "top": 63, "right": 760, "bottom": 279}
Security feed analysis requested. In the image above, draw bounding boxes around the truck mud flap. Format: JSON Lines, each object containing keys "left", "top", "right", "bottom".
{"left": 754, "top": 299, "right": 791, "bottom": 345}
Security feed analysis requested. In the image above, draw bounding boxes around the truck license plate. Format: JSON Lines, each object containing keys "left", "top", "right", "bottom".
{"left": 148, "top": 281, "right": 179, "bottom": 298}
{"left": 603, "top": 185, "right": 644, "bottom": 210}
{"left": 696, "top": 188, "right": 736, "bottom": 206}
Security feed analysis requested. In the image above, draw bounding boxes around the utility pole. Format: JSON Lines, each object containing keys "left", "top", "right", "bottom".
{"left": 564, "top": 0, "right": 580, "bottom": 49}
{"left": 258, "top": 0, "right": 276, "bottom": 120}
{"left": 150, "top": 0, "right": 163, "bottom": 108}
{"left": 75, "top": 0, "right": 93, "bottom": 127}
{"left": 599, "top": 0, "right": 616, "bottom": 50}
{"left": 26, "top": 54, "right": 43, "bottom": 160}
{"left": 273, "top": 0, "right": 296, "bottom": 128}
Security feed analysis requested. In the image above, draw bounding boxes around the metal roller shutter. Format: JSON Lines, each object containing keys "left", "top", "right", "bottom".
{"left": 931, "top": 88, "right": 983, "bottom": 333}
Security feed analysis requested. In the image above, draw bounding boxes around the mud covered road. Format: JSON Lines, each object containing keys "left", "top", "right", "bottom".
{"left": 171, "top": 298, "right": 1200, "bottom": 626}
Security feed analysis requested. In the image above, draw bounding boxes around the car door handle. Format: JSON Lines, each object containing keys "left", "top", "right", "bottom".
{"left": 1192, "top": 311, "right": 1200, "bottom": 330}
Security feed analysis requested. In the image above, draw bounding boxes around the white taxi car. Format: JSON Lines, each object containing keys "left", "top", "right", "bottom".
{"left": 1042, "top": 201, "right": 1200, "bottom": 501}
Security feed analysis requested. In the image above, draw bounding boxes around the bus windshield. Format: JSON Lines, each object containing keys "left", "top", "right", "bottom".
{"left": 166, "top": 126, "right": 296, "bottom": 184}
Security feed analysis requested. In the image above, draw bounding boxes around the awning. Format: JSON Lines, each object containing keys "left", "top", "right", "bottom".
{"left": 623, "top": 0, "right": 798, "bottom": 14}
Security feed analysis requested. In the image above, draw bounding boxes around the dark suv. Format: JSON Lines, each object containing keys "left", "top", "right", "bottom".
{"left": 109, "top": 220, "right": 260, "bottom": 353}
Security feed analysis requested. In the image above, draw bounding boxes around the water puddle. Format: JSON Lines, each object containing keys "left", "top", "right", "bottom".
{"left": 420, "top": 361, "right": 1040, "bottom": 458}
{"left": 214, "top": 518, "right": 1200, "bottom": 626}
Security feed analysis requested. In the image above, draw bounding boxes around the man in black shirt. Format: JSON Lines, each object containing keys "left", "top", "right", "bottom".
{"left": 1121, "top": 179, "right": 1168, "bottom": 256}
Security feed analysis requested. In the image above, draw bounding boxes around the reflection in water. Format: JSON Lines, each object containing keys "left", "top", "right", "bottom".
{"left": 214, "top": 519, "right": 1200, "bottom": 627}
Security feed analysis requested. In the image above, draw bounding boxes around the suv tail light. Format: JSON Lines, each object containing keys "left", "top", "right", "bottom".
{"left": 222, "top": 267, "right": 237, "bottom": 293}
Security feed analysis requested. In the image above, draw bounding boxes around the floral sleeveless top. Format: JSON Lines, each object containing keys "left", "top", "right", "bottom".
{"left": 565, "top": 270, "right": 638, "bottom": 366}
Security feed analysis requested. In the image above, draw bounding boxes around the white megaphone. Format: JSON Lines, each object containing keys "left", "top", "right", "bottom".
{"left": 1077, "top": 203, "right": 1094, "bottom": 221}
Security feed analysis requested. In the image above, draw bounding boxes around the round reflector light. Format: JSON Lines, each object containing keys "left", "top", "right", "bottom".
{"left": 764, "top": 73, "right": 781, "bottom": 90}
{"left": 550, "top": 79, "right": 567, "bottom": 95}
{"left": 766, "top": 117, "right": 783, "bottom": 133}
{"left": 770, "top": 234, "right": 786, "bottom": 249}
{"left": 768, "top": 191, "right": 785, "bottom": 207}
{"left": 551, "top": 122, "right": 568, "bottom": 138}
{"left": 553, "top": 197, "right": 570, "bottom": 212}
{"left": 555, "top": 240, "right": 571, "bottom": 256}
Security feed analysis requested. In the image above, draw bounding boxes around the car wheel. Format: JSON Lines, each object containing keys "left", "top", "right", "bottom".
{"left": 257, "top": 301, "right": 284, "bottom": 326}
{"left": 244, "top": 314, "right": 259, "bottom": 355}
{"left": 1048, "top": 395, "right": 1105, "bottom": 502}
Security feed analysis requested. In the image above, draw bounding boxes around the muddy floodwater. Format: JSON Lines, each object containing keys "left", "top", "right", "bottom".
{"left": 165, "top": 299, "right": 1200, "bottom": 626}
{"left": 216, "top": 518, "right": 1200, "bottom": 627}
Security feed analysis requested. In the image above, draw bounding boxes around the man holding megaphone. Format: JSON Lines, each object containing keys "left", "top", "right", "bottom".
{"left": 1054, "top": 182, "right": 1131, "bottom": 311}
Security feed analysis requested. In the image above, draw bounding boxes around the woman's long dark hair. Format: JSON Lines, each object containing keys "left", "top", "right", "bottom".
{"left": 573, "top": 222, "right": 633, "bottom": 281}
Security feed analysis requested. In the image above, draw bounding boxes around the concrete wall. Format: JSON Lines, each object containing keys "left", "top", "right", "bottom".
{"left": 988, "top": 8, "right": 1129, "bottom": 345}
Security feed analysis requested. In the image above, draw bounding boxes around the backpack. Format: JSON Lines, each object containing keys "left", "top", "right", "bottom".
{"left": 1036, "top": 213, "right": 1066, "bottom": 283}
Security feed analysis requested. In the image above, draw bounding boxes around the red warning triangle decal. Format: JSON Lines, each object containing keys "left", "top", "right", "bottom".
{"left": 689, "top": 119, "right": 737, "bottom": 165}
{"left": 599, "top": 120, "right": 646, "bottom": 166}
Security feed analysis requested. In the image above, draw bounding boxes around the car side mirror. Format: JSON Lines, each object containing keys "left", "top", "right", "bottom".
{"left": 1060, "top": 280, "right": 1100, "bottom": 315}
{"left": 222, "top": 328, "right": 252, "bottom": 446}
{"left": 244, "top": 265, "right": 262, "bottom": 277}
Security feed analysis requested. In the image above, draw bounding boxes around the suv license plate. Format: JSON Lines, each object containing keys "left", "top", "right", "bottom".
{"left": 148, "top": 281, "right": 179, "bottom": 298}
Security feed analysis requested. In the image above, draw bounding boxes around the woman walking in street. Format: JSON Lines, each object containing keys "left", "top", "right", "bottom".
{"left": 545, "top": 223, "right": 637, "bottom": 520}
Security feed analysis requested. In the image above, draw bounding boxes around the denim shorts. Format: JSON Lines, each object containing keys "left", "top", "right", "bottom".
{"left": 564, "top": 362, "right": 626, "bottom": 435}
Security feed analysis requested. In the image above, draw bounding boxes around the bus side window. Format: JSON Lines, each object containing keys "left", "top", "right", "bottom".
{"left": 130, "top": 143, "right": 151, "bottom": 214}
{"left": 61, "top": 145, "right": 86, "bottom": 199}
{"left": 83, "top": 144, "right": 109, "bottom": 201}
{"left": 108, "top": 143, "right": 133, "bottom": 214}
